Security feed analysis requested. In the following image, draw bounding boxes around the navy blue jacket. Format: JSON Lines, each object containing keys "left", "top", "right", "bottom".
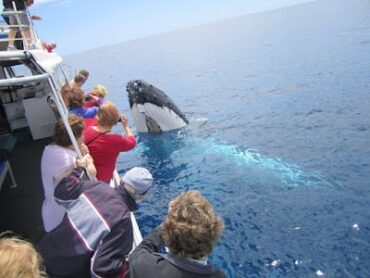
{"left": 129, "top": 226, "right": 225, "bottom": 278}
{"left": 39, "top": 167, "right": 136, "bottom": 278}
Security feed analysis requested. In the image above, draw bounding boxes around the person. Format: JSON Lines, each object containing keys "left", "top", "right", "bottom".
{"left": 129, "top": 190, "right": 225, "bottom": 278}
{"left": 2, "top": 0, "right": 40, "bottom": 50}
{"left": 70, "top": 69, "right": 89, "bottom": 89}
{"left": 69, "top": 73, "right": 86, "bottom": 89}
{"left": 60, "top": 83, "right": 71, "bottom": 108}
{"left": 84, "top": 84, "right": 107, "bottom": 108}
{"left": 0, "top": 232, "right": 46, "bottom": 277}
{"left": 41, "top": 114, "right": 96, "bottom": 232}
{"left": 68, "top": 87, "right": 99, "bottom": 118}
{"left": 42, "top": 42, "right": 56, "bottom": 53}
{"left": 84, "top": 101, "right": 136, "bottom": 182}
{"left": 39, "top": 166, "right": 153, "bottom": 278}
{"left": 79, "top": 68, "right": 89, "bottom": 80}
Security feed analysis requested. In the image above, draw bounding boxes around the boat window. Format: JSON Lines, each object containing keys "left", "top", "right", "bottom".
{"left": 3, "top": 67, "right": 14, "bottom": 79}
{"left": 11, "top": 64, "right": 33, "bottom": 78}
{"left": 51, "top": 65, "right": 67, "bottom": 92}
{"left": 0, "top": 67, "right": 5, "bottom": 80}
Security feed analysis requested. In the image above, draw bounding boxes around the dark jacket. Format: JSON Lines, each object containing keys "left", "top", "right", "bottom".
{"left": 129, "top": 226, "right": 225, "bottom": 278}
{"left": 39, "top": 167, "right": 137, "bottom": 278}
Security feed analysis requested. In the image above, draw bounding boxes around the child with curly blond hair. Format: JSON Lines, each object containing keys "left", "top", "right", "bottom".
{"left": 0, "top": 233, "right": 46, "bottom": 278}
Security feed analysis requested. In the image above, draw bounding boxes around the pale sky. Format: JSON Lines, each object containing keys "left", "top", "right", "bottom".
{"left": 4, "top": 0, "right": 314, "bottom": 55}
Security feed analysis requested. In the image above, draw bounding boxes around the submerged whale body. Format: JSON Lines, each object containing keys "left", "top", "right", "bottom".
{"left": 125, "top": 80, "right": 334, "bottom": 188}
{"left": 126, "top": 80, "right": 188, "bottom": 133}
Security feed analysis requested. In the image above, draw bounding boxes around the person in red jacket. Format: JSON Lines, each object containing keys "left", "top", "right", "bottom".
{"left": 84, "top": 101, "right": 136, "bottom": 182}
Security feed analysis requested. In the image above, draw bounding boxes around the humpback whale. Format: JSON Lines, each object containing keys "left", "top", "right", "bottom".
{"left": 125, "top": 80, "right": 334, "bottom": 188}
{"left": 126, "top": 80, "right": 188, "bottom": 133}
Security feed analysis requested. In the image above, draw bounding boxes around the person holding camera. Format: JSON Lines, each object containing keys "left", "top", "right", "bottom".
{"left": 83, "top": 101, "right": 136, "bottom": 182}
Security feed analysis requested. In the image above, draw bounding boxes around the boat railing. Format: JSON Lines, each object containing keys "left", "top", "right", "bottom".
{"left": 0, "top": 49, "right": 144, "bottom": 249}
{"left": 50, "top": 61, "right": 144, "bottom": 247}
{"left": 0, "top": 7, "right": 43, "bottom": 51}
{"left": 110, "top": 170, "right": 143, "bottom": 246}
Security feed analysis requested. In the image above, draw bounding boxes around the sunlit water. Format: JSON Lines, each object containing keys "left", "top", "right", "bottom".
{"left": 65, "top": 0, "right": 370, "bottom": 276}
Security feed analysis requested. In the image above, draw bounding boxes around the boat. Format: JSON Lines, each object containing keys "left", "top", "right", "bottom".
{"left": 0, "top": 7, "right": 142, "bottom": 247}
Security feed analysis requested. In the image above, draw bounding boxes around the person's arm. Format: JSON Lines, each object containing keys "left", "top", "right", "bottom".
{"left": 54, "top": 167, "right": 86, "bottom": 202}
{"left": 83, "top": 106, "right": 99, "bottom": 118}
{"left": 96, "top": 97, "right": 105, "bottom": 106}
{"left": 92, "top": 218, "right": 133, "bottom": 278}
{"left": 120, "top": 114, "right": 134, "bottom": 137}
{"left": 129, "top": 225, "right": 164, "bottom": 263}
{"left": 31, "top": 15, "right": 41, "bottom": 20}
{"left": 110, "top": 114, "right": 136, "bottom": 152}
{"left": 77, "top": 146, "right": 97, "bottom": 180}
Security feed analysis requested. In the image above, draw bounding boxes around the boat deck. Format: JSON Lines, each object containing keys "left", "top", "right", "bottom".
{"left": 0, "top": 137, "right": 51, "bottom": 244}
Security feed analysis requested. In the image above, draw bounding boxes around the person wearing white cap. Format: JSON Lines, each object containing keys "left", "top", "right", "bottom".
{"left": 121, "top": 167, "right": 153, "bottom": 200}
{"left": 39, "top": 165, "right": 153, "bottom": 278}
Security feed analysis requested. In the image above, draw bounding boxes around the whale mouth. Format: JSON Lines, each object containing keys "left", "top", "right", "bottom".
{"left": 145, "top": 116, "right": 162, "bottom": 133}
{"left": 126, "top": 80, "right": 188, "bottom": 133}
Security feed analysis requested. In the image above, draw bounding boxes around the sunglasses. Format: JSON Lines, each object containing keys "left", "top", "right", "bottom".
{"left": 125, "top": 182, "right": 149, "bottom": 196}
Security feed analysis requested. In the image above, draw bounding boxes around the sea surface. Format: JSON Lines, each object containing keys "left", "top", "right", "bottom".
{"left": 65, "top": 0, "right": 370, "bottom": 277}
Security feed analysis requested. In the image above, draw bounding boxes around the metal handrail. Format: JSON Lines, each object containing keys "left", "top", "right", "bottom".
{"left": 0, "top": 72, "right": 48, "bottom": 86}
{"left": 0, "top": 50, "right": 31, "bottom": 60}
{"left": 1, "top": 6, "right": 42, "bottom": 50}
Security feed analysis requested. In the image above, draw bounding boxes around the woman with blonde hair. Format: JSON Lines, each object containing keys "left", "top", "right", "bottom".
{"left": 84, "top": 84, "right": 107, "bottom": 108}
{"left": 0, "top": 233, "right": 46, "bottom": 278}
{"left": 84, "top": 101, "right": 136, "bottom": 182}
{"left": 129, "top": 190, "right": 225, "bottom": 278}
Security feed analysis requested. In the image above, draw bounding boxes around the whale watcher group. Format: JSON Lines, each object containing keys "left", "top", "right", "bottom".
{"left": 0, "top": 67, "right": 226, "bottom": 277}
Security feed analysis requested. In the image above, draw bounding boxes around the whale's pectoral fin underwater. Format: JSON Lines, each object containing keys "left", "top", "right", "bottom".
{"left": 126, "top": 80, "right": 188, "bottom": 133}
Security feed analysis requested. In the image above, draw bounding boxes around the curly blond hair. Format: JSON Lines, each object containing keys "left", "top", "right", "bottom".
{"left": 91, "top": 84, "right": 108, "bottom": 98}
{"left": 0, "top": 233, "right": 46, "bottom": 278}
{"left": 163, "top": 191, "right": 224, "bottom": 259}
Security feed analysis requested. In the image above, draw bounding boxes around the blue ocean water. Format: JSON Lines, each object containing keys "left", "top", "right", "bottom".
{"left": 65, "top": 0, "right": 370, "bottom": 277}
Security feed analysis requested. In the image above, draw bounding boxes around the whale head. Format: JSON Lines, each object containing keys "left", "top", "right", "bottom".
{"left": 126, "top": 80, "right": 188, "bottom": 133}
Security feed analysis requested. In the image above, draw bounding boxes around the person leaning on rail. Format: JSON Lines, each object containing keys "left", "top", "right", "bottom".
{"left": 68, "top": 87, "right": 100, "bottom": 119}
{"left": 39, "top": 166, "right": 153, "bottom": 278}
{"left": 70, "top": 69, "right": 89, "bottom": 89}
{"left": 84, "top": 84, "right": 108, "bottom": 108}
{"left": 83, "top": 101, "right": 136, "bottom": 182}
{"left": 129, "top": 190, "right": 225, "bottom": 278}
{"left": 41, "top": 114, "right": 95, "bottom": 233}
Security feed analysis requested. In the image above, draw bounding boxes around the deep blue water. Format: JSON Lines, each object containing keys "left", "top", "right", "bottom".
{"left": 65, "top": 0, "right": 370, "bottom": 277}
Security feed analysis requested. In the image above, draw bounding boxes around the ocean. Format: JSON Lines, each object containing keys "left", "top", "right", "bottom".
{"left": 65, "top": 0, "right": 370, "bottom": 277}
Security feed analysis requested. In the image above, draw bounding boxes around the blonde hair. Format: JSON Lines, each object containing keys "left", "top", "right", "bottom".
{"left": 97, "top": 101, "right": 120, "bottom": 127}
{"left": 0, "top": 233, "right": 46, "bottom": 278}
{"left": 163, "top": 191, "right": 224, "bottom": 259}
{"left": 91, "top": 84, "right": 108, "bottom": 98}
